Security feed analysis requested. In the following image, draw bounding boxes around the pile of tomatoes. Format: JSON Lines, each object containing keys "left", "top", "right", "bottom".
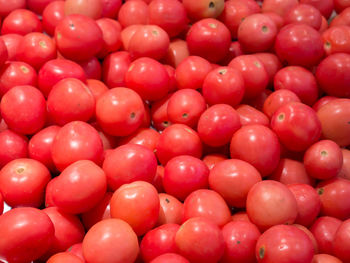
{"left": 0, "top": 0, "right": 350, "bottom": 262}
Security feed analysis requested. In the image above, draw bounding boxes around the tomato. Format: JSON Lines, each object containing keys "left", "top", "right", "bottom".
{"left": 312, "top": 254, "right": 343, "bottom": 263}
{"left": 96, "top": 87, "right": 145, "bottom": 136}
{"left": 0, "top": 207, "right": 54, "bottom": 263}
{"left": 316, "top": 53, "right": 350, "bottom": 98}
{"left": 0, "top": 37, "right": 8, "bottom": 67}
{"left": 333, "top": 219, "right": 350, "bottom": 262}
{"left": 262, "top": 0, "right": 298, "bottom": 16}
{"left": 0, "top": 158, "right": 50, "bottom": 208}
{"left": 317, "top": 178, "right": 350, "bottom": 220}
{"left": 1, "top": 9, "right": 42, "bottom": 35}
{"left": 339, "top": 148, "right": 350, "bottom": 180}
{"left": 157, "top": 193, "right": 183, "bottom": 225}
{"left": 202, "top": 66, "right": 245, "bottom": 106}
{"left": 103, "top": 144, "right": 157, "bottom": 191}
{"left": 254, "top": 52, "right": 282, "bottom": 87}
{"left": 156, "top": 124, "right": 202, "bottom": 165}
{"left": 66, "top": 243, "right": 85, "bottom": 261}
{"left": 82, "top": 219, "right": 139, "bottom": 263}
{"left": 274, "top": 66, "right": 319, "bottom": 105}
{"left": 102, "top": 51, "right": 131, "bottom": 88}
{"left": 0, "top": 61, "right": 37, "bottom": 97}
{"left": 153, "top": 165, "right": 165, "bottom": 193}
{"left": 81, "top": 192, "right": 112, "bottom": 230}
{"left": 322, "top": 26, "right": 350, "bottom": 56}
{"left": 330, "top": 7, "right": 350, "bottom": 27}
{"left": 231, "top": 211, "right": 251, "bottom": 222}
{"left": 202, "top": 153, "right": 227, "bottom": 170}
{"left": 119, "top": 128, "right": 160, "bottom": 152}
{"left": 310, "top": 216, "right": 342, "bottom": 254}
{"left": 304, "top": 140, "right": 343, "bottom": 180}
{"left": 0, "top": 33, "right": 23, "bottom": 60}
{"left": 164, "top": 39, "right": 190, "bottom": 68}
{"left": 0, "top": 0, "right": 25, "bottom": 18}
{"left": 125, "top": 57, "right": 169, "bottom": 101}
{"left": 271, "top": 102, "right": 322, "bottom": 152}
{"left": 0, "top": 193, "right": 3, "bottom": 215}
{"left": 218, "top": 0, "right": 260, "bottom": 39}
{"left": 163, "top": 155, "right": 209, "bottom": 201}
{"left": 78, "top": 57, "right": 102, "bottom": 80}
{"left": 263, "top": 90, "right": 301, "bottom": 118}
{"left": 0, "top": 130, "right": 28, "bottom": 169}
{"left": 167, "top": 89, "right": 206, "bottom": 128}
{"left": 256, "top": 225, "right": 314, "bottom": 263}
{"left": 228, "top": 55, "right": 269, "bottom": 99}
{"left": 150, "top": 253, "right": 189, "bottom": 263}
{"left": 269, "top": 158, "right": 315, "bottom": 186}
{"left": 312, "top": 96, "right": 337, "bottom": 112}
{"left": 140, "top": 224, "right": 180, "bottom": 262}
{"left": 64, "top": 0, "right": 102, "bottom": 19}
{"left": 230, "top": 124, "right": 280, "bottom": 177}
{"left": 316, "top": 99, "right": 350, "bottom": 147}
{"left": 55, "top": 14, "right": 103, "bottom": 61}
{"left": 236, "top": 104, "right": 269, "bottom": 127}
{"left": 42, "top": 1, "right": 65, "bottom": 36}
{"left": 51, "top": 121, "right": 104, "bottom": 171}
{"left": 221, "top": 221, "right": 261, "bottom": 263}
{"left": 183, "top": 0, "right": 224, "bottom": 21}
{"left": 334, "top": 0, "right": 350, "bottom": 13}
{"left": 246, "top": 180, "right": 298, "bottom": 231}
{"left": 117, "top": 0, "right": 149, "bottom": 28}
{"left": 151, "top": 93, "right": 172, "bottom": 131}
{"left": 219, "top": 41, "right": 244, "bottom": 65}
{"left": 47, "top": 252, "right": 84, "bottom": 263}
{"left": 274, "top": 24, "right": 324, "bottom": 67}
{"left": 110, "top": 181, "right": 160, "bottom": 236}
{"left": 293, "top": 224, "right": 319, "bottom": 254}
{"left": 96, "top": 18, "right": 122, "bottom": 58}
{"left": 300, "top": 0, "right": 333, "bottom": 19}
{"left": 238, "top": 14, "right": 277, "bottom": 53}
{"left": 42, "top": 207, "right": 85, "bottom": 259}
{"left": 285, "top": 4, "right": 322, "bottom": 30}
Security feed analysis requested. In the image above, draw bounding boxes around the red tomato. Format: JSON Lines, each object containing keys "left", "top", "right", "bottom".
{"left": 103, "top": 144, "right": 157, "bottom": 191}
{"left": 262, "top": 0, "right": 298, "bottom": 16}
{"left": 312, "top": 96, "right": 337, "bottom": 112}
{"left": 202, "top": 153, "right": 227, "bottom": 170}
{"left": 317, "top": 178, "right": 350, "bottom": 220}
{"left": 246, "top": 180, "right": 298, "bottom": 231}
{"left": 322, "top": 26, "right": 350, "bottom": 55}
{"left": 339, "top": 148, "right": 350, "bottom": 180}
{"left": 294, "top": 224, "right": 318, "bottom": 254}
{"left": 140, "top": 224, "right": 180, "bottom": 262}
{"left": 42, "top": 1, "right": 65, "bottom": 36}
{"left": 285, "top": 4, "right": 322, "bottom": 30}
{"left": 1, "top": 85, "right": 46, "bottom": 135}
{"left": 256, "top": 225, "right": 314, "bottom": 263}
{"left": 156, "top": 124, "right": 202, "bottom": 165}
{"left": 1, "top": 9, "right": 42, "bottom": 35}
{"left": 164, "top": 39, "right": 190, "bottom": 68}
{"left": 187, "top": 18, "right": 231, "bottom": 63}
{"left": 0, "top": 207, "right": 54, "bottom": 263}
{"left": 274, "top": 24, "right": 324, "bottom": 67}
{"left": 153, "top": 165, "right": 165, "bottom": 193}
{"left": 0, "top": 193, "right": 3, "bottom": 215}
{"left": 300, "top": 0, "right": 333, "bottom": 19}
{"left": 274, "top": 66, "right": 319, "bottom": 105}
{"left": 64, "top": 0, "right": 102, "bottom": 19}
{"left": 287, "top": 184, "right": 321, "bottom": 227}
{"left": 236, "top": 104, "right": 270, "bottom": 127}
{"left": 175, "top": 217, "right": 225, "bottom": 263}
{"left": 117, "top": 0, "right": 149, "bottom": 28}
{"left": 271, "top": 102, "right": 321, "bottom": 152}
{"left": 202, "top": 66, "right": 245, "bottom": 106}
{"left": 0, "top": 158, "right": 50, "bottom": 208}
{"left": 333, "top": 219, "right": 350, "bottom": 262}
{"left": 157, "top": 193, "right": 183, "bottom": 226}
{"left": 0, "top": 130, "right": 28, "bottom": 169}
{"left": 310, "top": 216, "right": 342, "bottom": 254}
{"left": 55, "top": 14, "right": 103, "bottom": 61}
{"left": 304, "top": 140, "right": 343, "bottom": 180}
{"left": 230, "top": 124, "right": 280, "bottom": 177}
{"left": 183, "top": 0, "right": 224, "bottom": 21}
{"left": 47, "top": 252, "right": 84, "bottom": 263}
{"left": 0, "top": 37, "right": 8, "bottom": 67}
{"left": 163, "top": 155, "right": 209, "bottom": 201}
{"left": 110, "top": 181, "right": 160, "bottom": 236}
{"left": 334, "top": 0, "right": 350, "bottom": 13}
{"left": 151, "top": 93, "right": 172, "bottom": 131}
{"left": 101, "top": 51, "right": 131, "bottom": 88}
{"left": 238, "top": 14, "right": 277, "bottom": 53}
{"left": 150, "top": 253, "right": 189, "bottom": 263}
{"left": 228, "top": 55, "right": 269, "bottom": 99}
{"left": 51, "top": 121, "right": 104, "bottom": 171}
{"left": 81, "top": 192, "right": 112, "bottom": 230}
{"left": 182, "top": 189, "right": 231, "bottom": 227}
{"left": 0, "top": 33, "right": 23, "bottom": 61}
{"left": 96, "top": 18, "right": 122, "bottom": 58}
{"left": 254, "top": 52, "right": 282, "bottom": 87}
{"left": 176, "top": 56, "right": 212, "bottom": 90}
{"left": 0, "top": 0, "right": 25, "bottom": 18}
{"left": 118, "top": 128, "right": 160, "bottom": 152}
{"left": 312, "top": 254, "right": 343, "bottom": 263}
{"left": 82, "top": 219, "right": 139, "bottom": 263}
{"left": 66, "top": 243, "right": 85, "bottom": 261}
{"left": 263, "top": 90, "right": 301, "bottom": 118}
{"left": 221, "top": 221, "right": 261, "bottom": 263}
{"left": 96, "top": 87, "right": 145, "bottom": 136}
{"left": 42, "top": 207, "right": 85, "bottom": 258}
{"left": 78, "top": 57, "right": 102, "bottom": 80}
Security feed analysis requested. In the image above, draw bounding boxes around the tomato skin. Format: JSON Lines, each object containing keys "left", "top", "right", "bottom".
{"left": 140, "top": 224, "right": 180, "bottom": 263}
{"left": 0, "top": 0, "right": 26, "bottom": 18}
{"left": 78, "top": 56, "right": 102, "bottom": 80}
{"left": 339, "top": 148, "right": 350, "bottom": 180}
{"left": 0, "top": 207, "right": 55, "bottom": 263}
{"left": 274, "top": 24, "right": 324, "bottom": 67}
{"left": 150, "top": 253, "right": 189, "bottom": 263}
{"left": 0, "top": 158, "right": 51, "bottom": 208}
{"left": 322, "top": 26, "right": 350, "bottom": 56}
{"left": 312, "top": 254, "right": 343, "bottom": 263}
{"left": 55, "top": 14, "right": 103, "bottom": 61}
{"left": 256, "top": 225, "right": 314, "bottom": 263}
{"left": 316, "top": 99, "right": 350, "bottom": 147}
{"left": 117, "top": 0, "right": 149, "bottom": 28}
{"left": 262, "top": 0, "right": 298, "bottom": 16}
{"left": 230, "top": 124, "right": 280, "bottom": 177}
{"left": 263, "top": 90, "right": 301, "bottom": 119}
{"left": 0, "top": 33, "right": 23, "bottom": 61}
{"left": 183, "top": 0, "right": 224, "bottom": 21}
{"left": 156, "top": 124, "right": 202, "bottom": 165}
{"left": 236, "top": 104, "right": 269, "bottom": 127}
{"left": 163, "top": 155, "right": 209, "bottom": 201}
{"left": 221, "top": 221, "right": 261, "bottom": 263}
{"left": 246, "top": 180, "right": 298, "bottom": 231}
{"left": 96, "top": 87, "right": 145, "bottom": 137}
{"left": 110, "top": 181, "right": 160, "bottom": 236}
{"left": 102, "top": 51, "right": 131, "bottom": 88}
{"left": 285, "top": 4, "right": 322, "bottom": 30}
{"left": 333, "top": 219, "right": 350, "bottom": 262}
{"left": 0, "top": 130, "right": 28, "bottom": 169}
{"left": 1, "top": 9, "right": 42, "bottom": 35}
{"left": 47, "top": 252, "right": 84, "bottom": 263}
{"left": 187, "top": 18, "right": 231, "bottom": 63}
{"left": 271, "top": 102, "right": 322, "bottom": 152}
{"left": 82, "top": 218, "right": 139, "bottom": 263}
{"left": 102, "top": 144, "right": 157, "bottom": 191}
{"left": 96, "top": 18, "right": 122, "bottom": 58}
{"left": 51, "top": 121, "right": 104, "bottom": 171}
{"left": 157, "top": 193, "right": 184, "bottom": 226}
{"left": 0, "top": 193, "right": 3, "bottom": 215}
{"left": 175, "top": 217, "right": 225, "bottom": 263}
{"left": 300, "top": 0, "right": 334, "bottom": 19}
{"left": 64, "top": 0, "right": 102, "bottom": 19}
{"left": 119, "top": 128, "right": 160, "bottom": 152}
{"left": 202, "top": 154, "right": 227, "bottom": 171}
{"left": 164, "top": 39, "right": 190, "bottom": 68}
{"left": 66, "top": 243, "right": 85, "bottom": 261}
{"left": 310, "top": 216, "right": 342, "bottom": 255}
{"left": 316, "top": 53, "right": 350, "bottom": 98}
{"left": 42, "top": 1, "right": 65, "bottom": 36}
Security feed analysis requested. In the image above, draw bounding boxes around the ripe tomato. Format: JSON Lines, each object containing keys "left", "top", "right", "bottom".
{"left": 0, "top": 0, "right": 25, "bottom": 18}
{"left": 1, "top": 9, "right": 42, "bottom": 35}
{"left": 236, "top": 104, "right": 270, "bottom": 127}
{"left": 157, "top": 193, "right": 184, "bottom": 225}
{"left": 339, "top": 148, "right": 350, "bottom": 180}
{"left": 263, "top": 90, "right": 301, "bottom": 118}
{"left": 82, "top": 219, "right": 139, "bottom": 263}
{"left": 262, "top": 0, "right": 298, "bottom": 16}
{"left": 119, "top": 128, "right": 160, "bottom": 152}
{"left": 322, "top": 26, "right": 350, "bottom": 55}
{"left": 78, "top": 56, "right": 102, "bottom": 80}
{"left": 300, "top": 0, "right": 334, "bottom": 19}
{"left": 110, "top": 181, "right": 160, "bottom": 236}
{"left": 117, "top": 0, "right": 149, "bottom": 28}
{"left": 183, "top": 0, "right": 224, "bottom": 21}
{"left": 47, "top": 252, "right": 84, "bottom": 263}
{"left": 164, "top": 39, "right": 190, "bottom": 68}
{"left": 312, "top": 254, "right": 343, "bottom": 263}
{"left": 101, "top": 51, "right": 131, "bottom": 88}
{"left": 64, "top": 0, "right": 102, "bottom": 19}
{"left": 0, "top": 33, "right": 23, "bottom": 61}
{"left": 0, "top": 130, "right": 28, "bottom": 169}
{"left": 150, "top": 253, "right": 189, "bottom": 263}
{"left": 333, "top": 219, "right": 350, "bottom": 262}
{"left": 96, "top": 18, "right": 122, "bottom": 58}
{"left": 202, "top": 153, "right": 227, "bottom": 170}
{"left": 285, "top": 4, "right": 322, "bottom": 30}
{"left": 42, "top": 1, "right": 65, "bottom": 36}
